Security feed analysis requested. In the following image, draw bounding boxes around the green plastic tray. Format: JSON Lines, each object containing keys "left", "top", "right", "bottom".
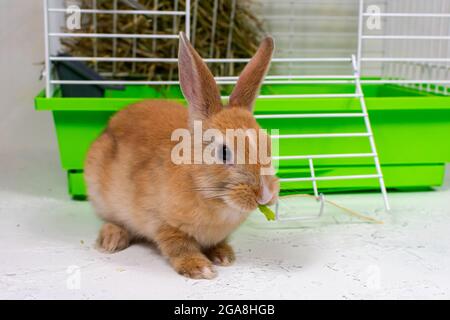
{"left": 35, "top": 82, "right": 450, "bottom": 198}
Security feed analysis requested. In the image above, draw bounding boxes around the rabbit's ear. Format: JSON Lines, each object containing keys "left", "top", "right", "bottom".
{"left": 178, "top": 32, "right": 222, "bottom": 123}
{"left": 228, "top": 37, "right": 274, "bottom": 112}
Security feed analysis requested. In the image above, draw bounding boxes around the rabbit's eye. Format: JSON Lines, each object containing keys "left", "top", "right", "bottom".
{"left": 218, "top": 144, "right": 233, "bottom": 164}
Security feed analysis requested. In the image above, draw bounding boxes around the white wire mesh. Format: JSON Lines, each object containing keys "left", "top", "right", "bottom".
{"left": 361, "top": 0, "right": 450, "bottom": 93}
{"left": 44, "top": 0, "right": 450, "bottom": 88}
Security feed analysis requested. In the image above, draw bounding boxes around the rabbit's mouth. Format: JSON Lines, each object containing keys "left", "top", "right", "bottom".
{"left": 193, "top": 175, "right": 279, "bottom": 213}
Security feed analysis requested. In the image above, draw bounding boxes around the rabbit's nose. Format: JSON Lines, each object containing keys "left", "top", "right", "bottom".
{"left": 257, "top": 183, "right": 275, "bottom": 205}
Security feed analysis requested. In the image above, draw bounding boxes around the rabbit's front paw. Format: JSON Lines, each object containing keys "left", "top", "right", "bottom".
{"left": 172, "top": 255, "right": 217, "bottom": 279}
{"left": 205, "top": 242, "right": 235, "bottom": 266}
{"left": 97, "top": 222, "right": 130, "bottom": 253}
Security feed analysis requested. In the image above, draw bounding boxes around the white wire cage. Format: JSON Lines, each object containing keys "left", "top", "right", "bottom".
{"left": 42, "top": 0, "right": 450, "bottom": 219}
{"left": 44, "top": 1, "right": 450, "bottom": 90}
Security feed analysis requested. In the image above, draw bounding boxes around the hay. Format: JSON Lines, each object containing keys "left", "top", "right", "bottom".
{"left": 61, "top": 0, "right": 264, "bottom": 81}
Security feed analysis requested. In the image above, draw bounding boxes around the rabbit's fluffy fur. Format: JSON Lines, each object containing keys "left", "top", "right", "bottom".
{"left": 85, "top": 33, "right": 279, "bottom": 279}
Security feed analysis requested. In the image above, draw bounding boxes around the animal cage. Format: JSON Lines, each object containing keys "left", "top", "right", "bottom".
{"left": 35, "top": 0, "right": 450, "bottom": 217}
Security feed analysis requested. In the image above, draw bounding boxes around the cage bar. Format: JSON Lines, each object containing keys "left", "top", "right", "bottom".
{"left": 273, "top": 153, "right": 377, "bottom": 160}
{"left": 309, "top": 159, "right": 319, "bottom": 198}
{"left": 271, "top": 133, "right": 371, "bottom": 139}
{"left": 49, "top": 33, "right": 180, "bottom": 39}
{"left": 280, "top": 174, "right": 382, "bottom": 183}
{"left": 48, "top": 8, "right": 186, "bottom": 15}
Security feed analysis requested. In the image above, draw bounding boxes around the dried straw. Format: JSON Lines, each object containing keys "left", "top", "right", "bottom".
{"left": 61, "top": 0, "right": 264, "bottom": 81}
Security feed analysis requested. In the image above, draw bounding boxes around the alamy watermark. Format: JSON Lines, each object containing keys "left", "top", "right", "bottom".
{"left": 66, "top": 265, "right": 81, "bottom": 290}
{"left": 366, "top": 5, "right": 382, "bottom": 30}
{"left": 171, "top": 121, "right": 279, "bottom": 176}
{"left": 65, "top": 3, "right": 81, "bottom": 31}
{"left": 364, "top": 265, "right": 381, "bottom": 290}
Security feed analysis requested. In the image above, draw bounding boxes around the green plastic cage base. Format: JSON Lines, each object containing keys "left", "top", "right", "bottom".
{"left": 35, "top": 82, "right": 450, "bottom": 198}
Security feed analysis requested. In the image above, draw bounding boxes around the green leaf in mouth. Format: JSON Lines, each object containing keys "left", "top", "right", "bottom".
{"left": 258, "top": 205, "right": 276, "bottom": 221}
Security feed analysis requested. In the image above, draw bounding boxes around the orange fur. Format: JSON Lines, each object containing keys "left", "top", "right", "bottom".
{"left": 85, "top": 33, "right": 279, "bottom": 279}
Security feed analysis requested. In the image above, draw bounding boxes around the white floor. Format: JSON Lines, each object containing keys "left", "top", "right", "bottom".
{"left": 1, "top": 143, "right": 450, "bottom": 299}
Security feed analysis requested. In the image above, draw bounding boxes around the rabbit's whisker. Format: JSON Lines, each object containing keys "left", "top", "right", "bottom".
{"left": 204, "top": 193, "right": 229, "bottom": 200}
{"left": 193, "top": 187, "right": 232, "bottom": 191}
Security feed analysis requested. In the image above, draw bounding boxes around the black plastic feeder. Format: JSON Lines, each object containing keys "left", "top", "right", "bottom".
{"left": 54, "top": 53, "right": 125, "bottom": 97}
